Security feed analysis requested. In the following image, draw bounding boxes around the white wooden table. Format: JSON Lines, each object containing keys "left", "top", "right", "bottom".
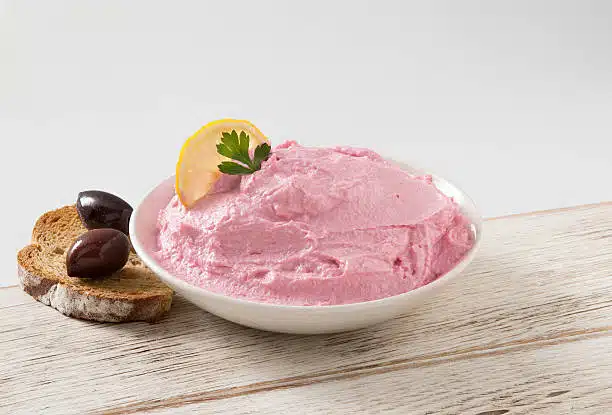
{"left": 2, "top": 203, "right": 611, "bottom": 414}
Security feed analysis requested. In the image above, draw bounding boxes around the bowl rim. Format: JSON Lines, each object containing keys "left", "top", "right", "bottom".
{"left": 130, "top": 165, "right": 482, "bottom": 312}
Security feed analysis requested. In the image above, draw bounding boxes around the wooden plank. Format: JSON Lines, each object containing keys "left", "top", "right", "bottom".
{"left": 165, "top": 334, "right": 612, "bottom": 415}
{"left": 1, "top": 204, "right": 611, "bottom": 414}
{"left": 485, "top": 200, "right": 612, "bottom": 221}
{"left": 0, "top": 285, "right": 27, "bottom": 308}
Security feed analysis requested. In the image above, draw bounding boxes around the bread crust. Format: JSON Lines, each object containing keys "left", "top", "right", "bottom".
{"left": 17, "top": 206, "right": 172, "bottom": 323}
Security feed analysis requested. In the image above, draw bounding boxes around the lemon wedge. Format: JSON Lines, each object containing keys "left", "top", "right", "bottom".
{"left": 175, "top": 119, "right": 268, "bottom": 208}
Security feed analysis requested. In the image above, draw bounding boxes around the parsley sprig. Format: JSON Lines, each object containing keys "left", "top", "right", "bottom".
{"left": 216, "top": 130, "right": 271, "bottom": 175}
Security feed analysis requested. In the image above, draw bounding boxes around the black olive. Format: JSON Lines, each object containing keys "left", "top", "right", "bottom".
{"left": 76, "top": 190, "right": 133, "bottom": 235}
{"left": 66, "top": 229, "right": 130, "bottom": 278}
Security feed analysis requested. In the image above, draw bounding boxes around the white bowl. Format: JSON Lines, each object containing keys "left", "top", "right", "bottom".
{"left": 130, "top": 163, "right": 482, "bottom": 334}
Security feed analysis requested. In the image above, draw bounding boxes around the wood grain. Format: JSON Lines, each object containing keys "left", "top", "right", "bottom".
{"left": 1, "top": 203, "right": 611, "bottom": 414}
{"left": 163, "top": 334, "right": 612, "bottom": 415}
{"left": 486, "top": 200, "right": 612, "bottom": 221}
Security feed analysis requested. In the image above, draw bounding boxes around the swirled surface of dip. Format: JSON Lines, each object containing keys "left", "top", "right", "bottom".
{"left": 155, "top": 141, "right": 474, "bottom": 305}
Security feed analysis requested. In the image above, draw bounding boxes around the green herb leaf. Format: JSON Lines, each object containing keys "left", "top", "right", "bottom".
{"left": 216, "top": 143, "right": 235, "bottom": 159}
{"left": 218, "top": 161, "right": 255, "bottom": 175}
{"left": 239, "top": 131, "right": 250, "bottom": 155}
{"left": 216, "top": 130, "right": 272, "bottom": 175}
{"left": 221, "top": 131, "right": 240, "bottom": 153}
{"left": 253, "top": 142, "right": 271, "bottom": 165}
{"left": 218, "top": 130, "right": 252, "bottom": 166}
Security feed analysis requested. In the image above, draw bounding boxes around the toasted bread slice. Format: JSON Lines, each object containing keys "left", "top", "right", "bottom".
{"left": 17, "top": 206, "right": 173, "bottom": 322}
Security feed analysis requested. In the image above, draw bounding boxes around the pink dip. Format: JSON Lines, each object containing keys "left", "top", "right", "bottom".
{"left": 155, "top": 142, "right": 474, "bottom": 305}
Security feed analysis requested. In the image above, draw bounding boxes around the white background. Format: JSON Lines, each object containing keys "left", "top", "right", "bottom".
{"left": 1, "top": 0, "right": 611, "bottom": 286}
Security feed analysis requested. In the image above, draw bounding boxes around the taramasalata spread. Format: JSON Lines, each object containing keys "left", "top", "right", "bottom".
{"left": 156, "top": 141, "right": 474, "bottom": 305}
